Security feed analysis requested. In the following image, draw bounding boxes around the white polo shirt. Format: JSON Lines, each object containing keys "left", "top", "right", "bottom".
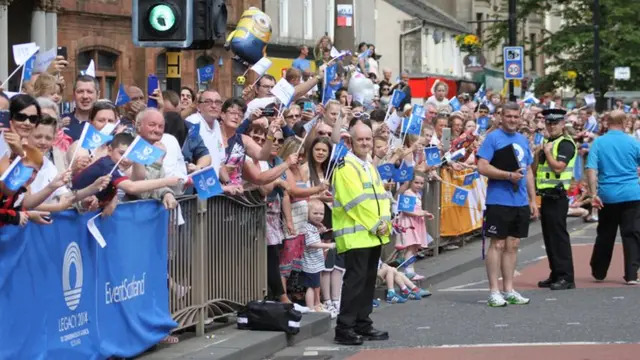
{"left": 186, "top": 113, "right": 225, "bottom": 175}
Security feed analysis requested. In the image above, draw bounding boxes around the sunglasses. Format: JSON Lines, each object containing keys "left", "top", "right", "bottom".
{"left": 352, "top": 112, "right": 371, "bottom": 120}
{"left": 317, "top": 131, "right": 332, "bottom": 137}
{"left": 13, "top": 113, "right": 40, "bottom": 123}
{"left": 273, "top": 137, "right": 285, "bottom": 144}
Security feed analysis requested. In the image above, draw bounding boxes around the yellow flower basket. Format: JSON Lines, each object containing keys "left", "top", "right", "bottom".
{"left": 456, "top": 33, "right": 482, "bottom": 54}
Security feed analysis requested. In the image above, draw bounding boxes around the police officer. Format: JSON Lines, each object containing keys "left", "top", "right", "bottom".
{"left": 533, "top": 108, "right": 577, "bottom": 290}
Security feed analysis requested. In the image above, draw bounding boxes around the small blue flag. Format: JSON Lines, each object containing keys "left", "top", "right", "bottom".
{"left": 0, "top": 156, "right": 34, "bottom": 192}
{"left": 424, "top": 146, "right": 441, "bottom": 167}
{"left": 449, "top": 96, "right": 461, "bottom": 111}
{"left": 477, "top": 116, "right": 490, "bottom": 131}
{"left": 115, "top": 84, "right": 130, "bottom": 106}
{"left": 398, "top": 194, "right": 417, "bottom": 212}
{"left": 322, "top": 81, "right": 341, "bottom": 105}
{"left": 574, "top": 153, "right": 583, "bottom": 181}
{"left": 474, "top": 84, "right": 486, "bottom": 102}
{"left": 393, "top": 162, "right": 414, "bottom": 183}
{"left": 534, "top": 132, "right": 544, "bottom": 145}
{"left": 358, "top": 49, "right": 372, "bottom": 60}
{"left": 463, "top": 172, "right": 476, "bottom": 186}
{"left": 124, "top": 136, "right": 165, "bottom": 165}
{"left": 398, "top": 255, "right": 417, "bottom": 269}
{"left": 197, "top": 64, "right": 215, "bottom": 83}
{"left": 187, "top": 122, "right": 200, "bottom": 141}
{"left": 624, "top": 105, "right": 631, "bottom": 113}
{"left": 411, "top": 104, "right": 425, "bottom": 118}
{"left": 401, "top": 115, "right": 421, "bottom": 135}
{"left": 390, "top": 89, "right": 406, "bottom": 108}
{"left": 377, "top": 163, "right": 394, "bottom": 181}
{"left": 79, "top": 122, "right": 113, "bottom": 150}
{"left": 452, "top": 187, "right": 469, "bottom": 206}
{"left": 326, "top": 63, "right": 338, "bottom": 82}
{"left": 22, "top": 54, "right": 37, "bottom": 82}
{"left": 191, "top": 166, "right": 223, "bottom": 199}
{"left": 331, "top": 140, "right": 349, "bottom": 163}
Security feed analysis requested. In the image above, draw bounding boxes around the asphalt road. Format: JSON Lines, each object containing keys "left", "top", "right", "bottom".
{"left": 268, "top": 221, "right": 640, "bottom": 360}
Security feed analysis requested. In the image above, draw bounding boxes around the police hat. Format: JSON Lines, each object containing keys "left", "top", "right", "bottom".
{"left": 541, "top": 108, "right": 566, "bottom": 122}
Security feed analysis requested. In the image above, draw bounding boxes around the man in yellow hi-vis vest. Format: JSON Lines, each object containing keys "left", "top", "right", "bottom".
{"left": 533, "top": 108, "right": 577, "bottom": 291}
{"left": 332, "top": 123, "right": 392, "bottom": 346}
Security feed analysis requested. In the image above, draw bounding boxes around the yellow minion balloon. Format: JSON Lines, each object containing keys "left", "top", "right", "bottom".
{"left": 224, "top": 7, "right": 272, "bottom": 65}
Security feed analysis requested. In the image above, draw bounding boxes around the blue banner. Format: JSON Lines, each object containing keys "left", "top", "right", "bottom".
{"left": 0, "top": 201, "right": 176, "bottom": 359}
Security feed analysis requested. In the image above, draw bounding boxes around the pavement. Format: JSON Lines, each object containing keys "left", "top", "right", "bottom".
{"left": 138, "top": 217, "right": 639, "bottom": 360}
{"left": 266, "top": 219, "right": 640, "bottom": 360}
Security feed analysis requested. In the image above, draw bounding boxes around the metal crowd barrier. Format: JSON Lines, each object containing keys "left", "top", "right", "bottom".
{"left": 167, "top": 193, "right": 267, "bottom": 336}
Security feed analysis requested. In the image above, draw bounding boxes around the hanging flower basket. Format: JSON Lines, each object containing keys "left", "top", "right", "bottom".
{"left": 455, "top": 34, "right": 482, "bottom": 54}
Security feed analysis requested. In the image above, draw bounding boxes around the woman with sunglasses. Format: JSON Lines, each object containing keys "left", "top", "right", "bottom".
{"left": 1, "top": 94, "right": 41, "bottom": 159}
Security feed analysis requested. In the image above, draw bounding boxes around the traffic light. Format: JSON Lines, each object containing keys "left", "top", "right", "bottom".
{"left": 133, "top": 0, "right": 227, "bottom": 49}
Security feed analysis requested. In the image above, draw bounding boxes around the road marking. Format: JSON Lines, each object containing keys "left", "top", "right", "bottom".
{"left": 303, "top": 351, "right": 319, "bottom": 356}
{"left": 305, "top": 347, "right": 340, "bottom": 352}
{"left": 439, "top": 288, "right": 490, "bottom": 292}
{"left": 429, "top": 341, "right": 632, "bottom": 349}
{"left": 477, "top": 300, "right": 487, "bottom": 303}
{"left": 494, "top": 324, "right": 509, "bottom": 328}
{"left": 566, "top": 322, "right": 581, "bottom": 326}
{"left": 545, "top": 298, "right": 556, "bottom": 301}
{"left": 613, "top": 296, "right": 625, "bottom": 300}
{"left": 417, "top": 326, "right": 431, "bottom": 330}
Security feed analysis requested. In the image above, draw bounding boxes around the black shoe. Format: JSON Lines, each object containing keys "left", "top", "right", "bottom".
{"left": 334, "top": 329, "right": 364, "bottom": 345}
{"left": 550, "top": 279, "right": 576, "bottom": 290}
{"left": 355, "top": 327, "right": 389, "bottom": 341}
{"left": 537, "top": 278, "right": 554, "bottom": 288}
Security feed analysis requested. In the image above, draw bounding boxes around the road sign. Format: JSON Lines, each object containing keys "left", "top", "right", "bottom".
{"left": 614, "top": 67, "right": 630, "bottom": 80}
{"left": 503, "top": 46, "right": 524, "bottom": 80}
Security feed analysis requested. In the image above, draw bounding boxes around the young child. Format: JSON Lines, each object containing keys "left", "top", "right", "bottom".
{"left": 302, "top": 199, "right": 337, "bottom": 317}
{"left": 567, "top": 178, "right": 590, "bottom": 218}
{"left": 378, "top": 260, "right": 431, "bottom": 303}
{"left": 71, "top": 133, "right": 183, "bottom": 215}
{"left": 396, "top": 174, "right": 434, "bottom": 280}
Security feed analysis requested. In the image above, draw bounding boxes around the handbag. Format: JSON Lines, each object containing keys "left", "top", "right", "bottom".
{"left": 237, "top": 300, "right": 302, "bottom": 334}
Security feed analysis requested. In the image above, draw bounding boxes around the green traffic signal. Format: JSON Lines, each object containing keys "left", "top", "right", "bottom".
{"left": 148, "top": 4, "right": 176, "bottom": 32}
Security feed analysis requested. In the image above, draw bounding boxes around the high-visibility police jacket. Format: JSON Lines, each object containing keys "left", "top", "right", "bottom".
{"left": 536, "top": 135, "right": 576, "bottom": 191}
{"left": 332, "top": 153, "right": 392, "bottom": 254}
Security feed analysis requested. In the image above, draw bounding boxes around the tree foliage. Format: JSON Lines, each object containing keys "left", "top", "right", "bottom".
{"left": 484, "top": 0, "right": 640, "bottom": 96}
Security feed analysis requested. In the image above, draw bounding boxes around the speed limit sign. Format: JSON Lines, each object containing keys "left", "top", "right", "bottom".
{"left": 503, "top": 46, "right": 524, "bottom": 80}
{"left": 507, "top": 64, "right": 521, "bottom": 76}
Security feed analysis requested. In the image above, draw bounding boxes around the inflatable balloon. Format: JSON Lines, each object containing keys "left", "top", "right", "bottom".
{"left": 224, "top": 7, "right": 272, "bottom": 65}
{"left": 347, "top": 76, "right": 375, "bottom": 108}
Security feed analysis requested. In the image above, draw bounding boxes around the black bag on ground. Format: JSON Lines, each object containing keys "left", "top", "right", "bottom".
{"left": 237, "top": 300, "right": 302, "bottom": 334}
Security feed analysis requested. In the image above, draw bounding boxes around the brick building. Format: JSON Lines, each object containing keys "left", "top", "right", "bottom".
{"left": 2, "top": 0, "right": 262, "bottom": 100}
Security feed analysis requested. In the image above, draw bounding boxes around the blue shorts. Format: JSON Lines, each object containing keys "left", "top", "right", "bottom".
{"left": 303, "top": 271, "right": 321, "bottom": 288}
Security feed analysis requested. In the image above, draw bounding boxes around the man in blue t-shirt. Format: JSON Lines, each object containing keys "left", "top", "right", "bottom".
{"left": 585, "top": 110, "right": 640, "bottom": 284}
{"left": 477, "top": 102, "right": 539, "bottom": 307}
{"left": 292, "top": 45, "right": 312, "bottom": 79}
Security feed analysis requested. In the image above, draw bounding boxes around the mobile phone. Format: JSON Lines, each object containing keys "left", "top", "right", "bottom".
{"left": 303, "top": 101, "right": 314, "bottom": 113}
{"left": 147, "top": 74, "right": 159, "bottom": 108}
{"left": 261, "top": 107, "right": 276, "bottom": 117}
{"left": 0, "top": 110, "right": 10, "bottom": 128}
{"left": 41, "top": 215, "right": 52, "bottom": 222}
{"left": 441, "top": 128, "right": 452, "bottom": 152}
{"left": 347, "top": 94, "right": 353, "bottom": 106}
{"left": 57, "top": 46, "right": 67, "bottom": 59}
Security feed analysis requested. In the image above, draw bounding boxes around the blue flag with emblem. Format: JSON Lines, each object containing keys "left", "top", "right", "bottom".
{"left": 477, "top": 116, "right": 490, "bottom": 132}
{"left": 534, "top": 132, "right": 544, "bottom": 145}
{"left": 197, "top": 64, "right": 215, "bottom": 83}
{"left": 191, "top": 166, "right": 223, "bottom": 199}
{"left": 78, "top": 122, "right": 113, "bottom": 150}
{"left": 390, "top": 89, "right": 405, "bottom": 108}
{"left": 0, "top": 201, "right": 176, "bottom": 359}
{"left": 393, "top": 162, "right": 414, "bottom": 183}
{"left": 377, "top": 163, "right": 394, "bottom": 181}
{"left": 331, "top": 140, "right": 349, "bottom": 163}
{"left": 411, "top": 104, "right": 425, "bottom": 118}
{"left": 187, "top": 122, "right": 200, "bottom": 141}
{"left": 115, "top": 84, "right": 130, "bottom": 107}
{"left": 449, "top": 96, "right": 461, "bottom": 111}
{"left": 123, "top": 136, "right": 165, "bottom": 166}
{"left": 22, "top": 53, "right": 37, "bottom": 82}
{"left": 398, "top": 194, "right": 417, "bottom": 212}
{"left": 401, "top": 115, "right": 421, "bottom": 135}
{"left": 0, "top": 156, "right": 34, "bottom": 192}
{"left": 424, "top": 146, "right": 441, "bottom": 167}
{"left": 463, "top": 172, "right": 476, "bottom": 186}
{"left": 452, "top": 187, "right": 469, "bottom": 206}
{"left": 326, "top": 63, "right": 338, "bottom": 82}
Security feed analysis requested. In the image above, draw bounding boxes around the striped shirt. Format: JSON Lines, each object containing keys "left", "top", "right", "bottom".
{"left": 303, "top": 223, "right": 325, "bottom": 273}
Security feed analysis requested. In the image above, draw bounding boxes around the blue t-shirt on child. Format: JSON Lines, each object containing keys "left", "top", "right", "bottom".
{"left": 477, "top": 128, "right": 532, "bottom": 207}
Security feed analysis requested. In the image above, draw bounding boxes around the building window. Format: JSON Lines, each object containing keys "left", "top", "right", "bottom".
{"left": 76, "top": 49, "right": 119, "bottom": 100}
{"left": 279, "top": 0, "right": 289, "bottom": 37}
{"left": 156, "top": 53, "right": 167, "bottom": 91}
{"left": 303, "top": 0, "right": 313, "bottom": 40}
{"left": 196, "top": 55, "right": 215, "bottom": 91}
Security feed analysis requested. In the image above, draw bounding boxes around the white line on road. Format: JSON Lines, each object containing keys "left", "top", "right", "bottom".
{"left": 304, "top": 347, "right": 340, "bottom": 352}
{"left": 613, "top": 296, "right": 625, "bottom": 300}
{"left": 417, "top": 326, "right": 431, "bottom": 330}
{"left": 566, "top": 322, "right": 581, "bottom": 326}
{"left": 439, "top": 288, "right": 490, "bottom": 292}
{"left": 303, "top": 351, "right": 319, "bottom": 356}
{"left": 429, "top": 341, "right": 632, "bottom": 349}
{"left": 545, "top": 298, "right": 557, "bottom": 301}
{"left": 494, "top": 324, "right": 509, "bottom": 328}
{"left": 477, "top": 300, "right": 487, "bottom": 303}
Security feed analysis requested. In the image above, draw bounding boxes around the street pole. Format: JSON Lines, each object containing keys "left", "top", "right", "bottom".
{"left": 508, "top": 0, "right": 517, "bottom": 102}
{"left": 592, "top": 0, "right": 602, "bottom": 112}
{"left": 165, "top": 49, "right": 182, "bottom": 92}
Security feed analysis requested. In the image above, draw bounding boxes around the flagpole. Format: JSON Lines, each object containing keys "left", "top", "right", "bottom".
{"left": 67, "top": 123, "right": 89, "bottom": 170}
{"left": 109, "top": 136, "right": 138, "bottom": 175}
{"left": 1, "top": 63, "right": 25, "bottom": 89}
{"left": 18, "top": 64, "right": 27, "bottom": 93}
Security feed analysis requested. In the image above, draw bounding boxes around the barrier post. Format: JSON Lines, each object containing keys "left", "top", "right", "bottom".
{"left": 423, "top": 174, "right": 441, "bottom": 257}
{"left": 194, "top": 199, "right": 208, "bottom": 336}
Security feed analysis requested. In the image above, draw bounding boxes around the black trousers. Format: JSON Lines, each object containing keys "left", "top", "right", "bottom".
{"left": 590, "top": 200, "right": 640, "bottom": 282}
{"left": 267, "top": 245, "right": 284, "bottom": 298}
{"left": 336, "top": 245, "right": 381, "bottom": 333}
{"left": 540, "top": 196, "right": 574, "bottom": 282}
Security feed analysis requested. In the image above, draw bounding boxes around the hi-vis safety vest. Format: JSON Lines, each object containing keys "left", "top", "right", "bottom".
{"left": 536, "top": 135, "right": 576, "bottom": 191}
{"left": 332, "top": 153, "right": 392, "bottom": 254}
